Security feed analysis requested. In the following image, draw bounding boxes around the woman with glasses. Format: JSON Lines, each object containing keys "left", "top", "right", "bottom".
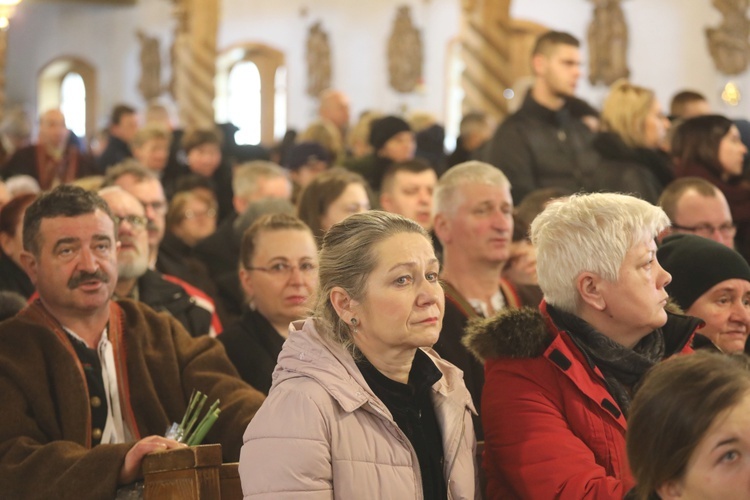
{"left": 156, "top": 188, "right": 221, "bottom": 313}
{"left": 672, "top": 115, "right": 750, "bottom": 261}
{"left": 165, "top": 189, "right": 218, "bottom": 248}
{"left": 219, "top": 213, "right": 319, "bottom": 394}
{"left": 239, "top": 211, "right": 477, "bottom": 498}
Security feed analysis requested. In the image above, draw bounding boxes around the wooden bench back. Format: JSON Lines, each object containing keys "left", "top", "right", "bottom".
{"left": 142, "top": 444, "right": 241, "bottom": 500}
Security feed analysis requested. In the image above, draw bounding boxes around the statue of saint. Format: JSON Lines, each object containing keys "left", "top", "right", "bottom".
{"left": 588, "top": 0, "right": 630, "bottom": 85}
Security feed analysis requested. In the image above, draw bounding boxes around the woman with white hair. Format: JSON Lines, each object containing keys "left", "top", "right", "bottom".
{"left": 239, "top": 211, "right": 478, "bottom": 499}
{"left": 464, "top": 192, "right": 700, "bottom": 499}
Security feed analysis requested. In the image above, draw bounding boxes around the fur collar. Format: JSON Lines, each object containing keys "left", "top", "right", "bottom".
{"left": 462, "top": 301, "right": 690, "bottom": 364}
{"left": 462, "top": 306, "right": 549, "bottom": 363}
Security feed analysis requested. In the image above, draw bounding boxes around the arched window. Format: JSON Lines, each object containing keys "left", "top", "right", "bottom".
{"left": 215, "top": 43, "right": 285, "bottom": 146}
{"left": 444, "top": 38, "right": 464, "bottom": 152}
{"left": 38, "top": 57, "right": 96, "bottom": 141}
{"left": 60, "top": 72, "right": 86, "bottom": 139}
{"left": 228, "top": 61, "right": 262, "bottom": 145}
{"left": 274, "top": 66, "right": 287, "bottom": 141}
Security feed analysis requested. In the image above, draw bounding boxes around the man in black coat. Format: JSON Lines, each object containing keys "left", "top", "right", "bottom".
{"left": 97, "top": 104, "right": 138, "bottom": 172}
{"left": 477, "top": 31, "right": 600, "bottom": 204}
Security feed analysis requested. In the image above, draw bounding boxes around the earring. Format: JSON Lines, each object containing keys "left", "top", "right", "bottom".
{"left": 350, "top": 317, "right": 358, "bottom": 334}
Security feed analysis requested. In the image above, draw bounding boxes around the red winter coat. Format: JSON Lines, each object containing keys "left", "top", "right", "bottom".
{"left": 463, "top": 302, "right": 698, "bottom": 499}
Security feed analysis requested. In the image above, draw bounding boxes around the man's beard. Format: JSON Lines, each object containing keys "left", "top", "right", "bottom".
{"left": 118, "top": 251, "right": 149, "bottom": 280}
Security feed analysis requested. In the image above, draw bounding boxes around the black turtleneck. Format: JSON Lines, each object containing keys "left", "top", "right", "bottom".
{"left": 356, "top": 349, "right": 447, "bottom": 500}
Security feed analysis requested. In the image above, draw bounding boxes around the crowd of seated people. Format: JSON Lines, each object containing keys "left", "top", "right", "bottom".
{"left": 4, "top": 25, "right": 750, "bottom": 499}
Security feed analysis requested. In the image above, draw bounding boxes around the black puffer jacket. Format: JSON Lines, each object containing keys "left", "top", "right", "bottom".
{"left": 137, "top": 269, "right": 215, "bottom": 337}
{"left": 477, "top": 92, "right": 601, "bottom": 203}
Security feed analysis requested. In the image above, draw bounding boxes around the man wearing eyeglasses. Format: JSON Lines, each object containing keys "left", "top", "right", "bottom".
{"left": 658, "top": 177, "right": 736, "bottom": 248}
{"left": 99, "top": 186, "right": 220, "bottom": 337}
{"left": 103, "top": 160, "right": 168, "bottom": 269}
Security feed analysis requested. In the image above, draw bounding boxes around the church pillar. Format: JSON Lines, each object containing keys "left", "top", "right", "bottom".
{"left": 459, "top": 0, "right": 547, "bottom": 121}
{"left": 459, "top": 0, "right": 513, "bottom": 119}
{"left": 172, "top": 0, "right": 220, "bottom": 130}
{"left": 0, "top": 28, "right": 7, "bottom": 123}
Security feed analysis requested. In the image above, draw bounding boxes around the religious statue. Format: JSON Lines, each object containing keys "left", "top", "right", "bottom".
{"left": 587, "top": 0, "right": 630, "bottom": 85}
{"left": 137, "top": 30, "right": 162, "bottom": 102}
{"left": 706, "top": 0, "right": 750, "bottom": 75}
{"left": 168, "top": 0, "right": 190, "bottom": 100}
{"left": 387, "top": 6, "right": 423, "bottom": 93}
{"left": 306, "top": 22, "right": 332, "bottom": 98}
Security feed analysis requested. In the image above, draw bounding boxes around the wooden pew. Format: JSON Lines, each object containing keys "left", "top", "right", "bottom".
{"left": 142, "top": 444, "right": 242, "bottom": 500}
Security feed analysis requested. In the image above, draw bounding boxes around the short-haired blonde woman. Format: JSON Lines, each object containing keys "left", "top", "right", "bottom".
{"left": 464, "top": 192, "right": 700, "bottom": 499}
{"left": 627, "top": 351, "right": 750, "bottom": 500}
{"left": 239, "top": 211, "right": 478, "bottom": 499}
{"left": 593, "top": 79, "right": 674, "bottom": 201}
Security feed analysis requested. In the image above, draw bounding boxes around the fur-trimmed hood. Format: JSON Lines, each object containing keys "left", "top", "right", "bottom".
{"left": 463, "top": 301, "right": 697, "bottom": 364}
{"left": 463, "top": 307, "right": 548, "bottom": 363}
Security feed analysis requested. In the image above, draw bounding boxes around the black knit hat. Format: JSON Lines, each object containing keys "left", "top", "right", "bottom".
{"left": 286, "top": 142, "right": 330, "bottom": 171}
{"left": 369, "top": 116, "right": 411, "bottom": 151}
{"left": 658, "top": 233, "right": 750, "bottom": 309}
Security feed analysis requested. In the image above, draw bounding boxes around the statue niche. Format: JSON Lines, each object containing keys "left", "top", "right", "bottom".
{"left": 387, "top": 6, "right": 423, "bottom": 93}
{"left": 137, "top": 30, "right": 163, "bottom": 103}
{"left": 587, "top": 0, "right": 630, "bottom": 86}
{"left": 306, "top": 22, "right": 332, "bottom": 98}
{"left": 706, "top": 0, "right": 750, "bottom": 75}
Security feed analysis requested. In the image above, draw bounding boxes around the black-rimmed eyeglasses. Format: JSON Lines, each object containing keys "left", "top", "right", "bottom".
{"left": 113, "top": 215, "right": 148, "bottom": 230}
{"left": 671, "top": 223, "right": 737, "bottom": 238}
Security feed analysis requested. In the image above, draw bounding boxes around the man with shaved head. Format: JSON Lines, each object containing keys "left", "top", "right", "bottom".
{"left": 319, "top": 89, "right": 351, "bottom": 138}
{"left": 1, "top": 109, "right": 96, "bottom": 189}
{"left": 658, "top": 177, "right": 736, "bottom": 248}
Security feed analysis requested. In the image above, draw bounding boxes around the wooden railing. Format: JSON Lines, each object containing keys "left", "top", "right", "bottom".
{"left": 142, "top": 444, "right": 241, "bottom": 500}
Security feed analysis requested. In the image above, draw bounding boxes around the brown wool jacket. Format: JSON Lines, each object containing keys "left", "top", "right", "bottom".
{"left": 0, "top": 299, "right": 265, "bottom": 500}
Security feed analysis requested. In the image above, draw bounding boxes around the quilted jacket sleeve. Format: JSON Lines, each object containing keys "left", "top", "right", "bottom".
{"left": 239, "top": 381, "right": 333, "bottom": 500}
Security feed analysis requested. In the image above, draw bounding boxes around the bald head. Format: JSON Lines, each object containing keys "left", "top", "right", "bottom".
{"left": 98, "top": 186, "right": 145, "bottom": 218}
{"left": 659, "top": 178, "right": 734, "bottom": 247}
{"left": 319, "top": 89, "right": 350, "bottom": 130}
{"left": 38, "top": 109, "right": 68, "bottom": 151}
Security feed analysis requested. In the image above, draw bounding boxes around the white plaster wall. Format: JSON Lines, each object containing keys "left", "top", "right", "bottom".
{"left": 5, "top": 0, "right": 750, "bottom": 138}
{"left": 219, "top": 0, "right": 460, "bottom": 131}
{"left": 7, "top": 0, "right": 174, "bottom": 131}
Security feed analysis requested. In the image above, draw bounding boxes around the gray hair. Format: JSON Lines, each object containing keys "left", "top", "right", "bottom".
{"left": 232, "top": 161, "right": 288, "bottom": 203}
{"left": 102, "top": 159, "right": 159, "bottom": 187}
{"left": 433, "top": 161, "right": 510, "bottom": 217}
{"left": 314, "top": 210, "right": 430, "bottom": 355}
{"left": 531, "top": 192, "right": 670, "bottom": 313}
